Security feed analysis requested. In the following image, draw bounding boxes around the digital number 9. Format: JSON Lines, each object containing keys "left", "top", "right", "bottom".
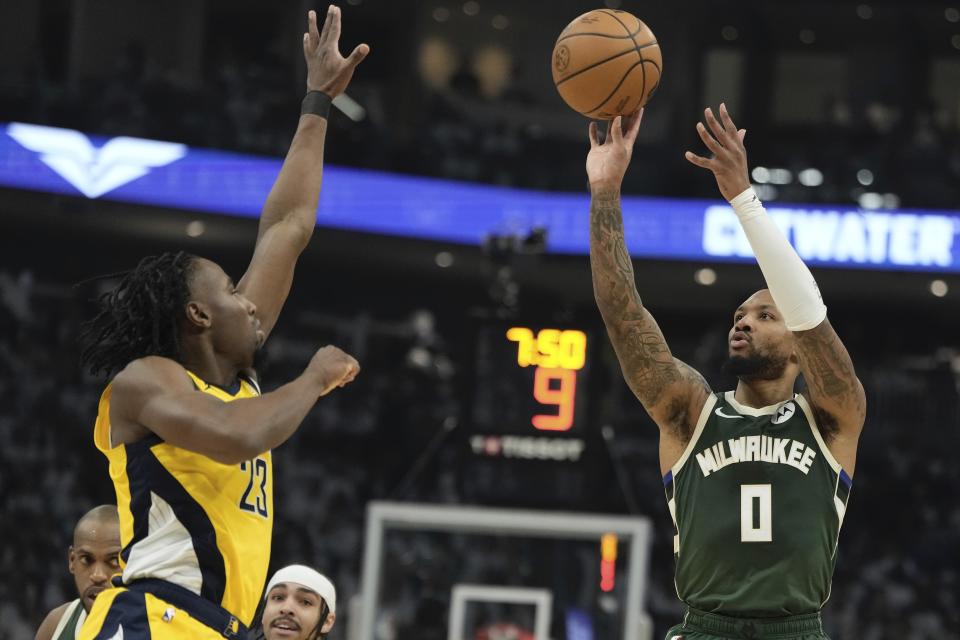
{"left": 532, "top": 367, "right": 576, "bottom": 431}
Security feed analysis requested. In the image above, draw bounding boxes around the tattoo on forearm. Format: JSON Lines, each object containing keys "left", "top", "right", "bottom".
{"left": 796, "top": 321, "right": 866, "bottom": 434}
{"left": 590, "top": 189, "right": 683, "bottom": 408}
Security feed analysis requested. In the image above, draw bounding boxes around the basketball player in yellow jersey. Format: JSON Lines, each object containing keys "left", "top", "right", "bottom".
{"left": 76, "top": 7, "right": 368, "bottom": 639}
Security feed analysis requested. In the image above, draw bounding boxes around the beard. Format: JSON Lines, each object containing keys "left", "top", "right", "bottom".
{"left": 721, "top": 351, "right": 788, "bottom": 381}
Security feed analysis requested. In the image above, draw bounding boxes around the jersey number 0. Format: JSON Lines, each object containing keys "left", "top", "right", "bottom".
{"left": 740, "top": 484, "right": 772, "bottom": 542}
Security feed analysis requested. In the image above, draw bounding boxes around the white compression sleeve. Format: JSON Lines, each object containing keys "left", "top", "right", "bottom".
{"left": 729, "top": 187, "right": 827, "bottom": 332}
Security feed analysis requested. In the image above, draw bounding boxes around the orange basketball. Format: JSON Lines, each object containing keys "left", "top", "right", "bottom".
{"left": 551, "top": 9, "right": 662, "bottom": 118}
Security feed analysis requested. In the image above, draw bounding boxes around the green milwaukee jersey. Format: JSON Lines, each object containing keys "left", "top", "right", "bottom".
{"left": 51, "top": 599, "right": 86, "bottom": 640}
{"left": 663, "top": 391, "right": 852, "bottom": 617}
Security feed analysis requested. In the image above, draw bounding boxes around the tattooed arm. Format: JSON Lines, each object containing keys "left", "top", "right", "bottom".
{"left": 684, "top": 102, "right": 865, "bottom": 471}
{"left": 794, "top": 321, "right": 866, "bottom": 469}
{"left": 587, "top": 112, "right": 710, "bottom": 438}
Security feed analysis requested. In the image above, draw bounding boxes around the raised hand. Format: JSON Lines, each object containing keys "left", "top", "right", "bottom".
{"left": 304, "top": 5, "right": 370, "bottom": 97}
{"left": 684, "top": 103, "right": 750, "bottom": 202}
{"left": 586, "top": 109, "right": 643, "bottom": 190}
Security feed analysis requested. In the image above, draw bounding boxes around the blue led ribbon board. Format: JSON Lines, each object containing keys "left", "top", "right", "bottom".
{"left": 2, "top": 122, "right": 959, "bottom": 272}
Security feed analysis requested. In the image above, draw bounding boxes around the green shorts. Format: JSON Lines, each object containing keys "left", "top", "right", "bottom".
{"left": 664, "top": 607, "right": 830, "bottom": 640}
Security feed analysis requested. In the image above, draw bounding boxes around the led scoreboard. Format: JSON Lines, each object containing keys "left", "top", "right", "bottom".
{"left": 471, "top": 325, "right": 591, "bottom": 442}
{"left": 468, "top": 324, "right": 594, "bottom": 505}
{"left": 504, "top": 327, "right": 587, "bottom": 431}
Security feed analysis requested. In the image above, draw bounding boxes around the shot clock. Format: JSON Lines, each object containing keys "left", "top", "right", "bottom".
{"left": 467, "top": 323, "right": 598, "bottom": 507}
{"left": 471, "top": 325, "right": 591, "bottom": 436}
{"left": 505, "top": 327, "right": 587, "bottom": 431}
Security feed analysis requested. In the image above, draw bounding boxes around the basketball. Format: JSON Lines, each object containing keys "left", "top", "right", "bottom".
{"left": 551, "top": 9, "right": 662, "bottom": 118}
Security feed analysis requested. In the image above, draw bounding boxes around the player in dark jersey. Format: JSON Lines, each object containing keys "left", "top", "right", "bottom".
{"left": 587, "top": 107, "right": 865, "bottom": 640}
{"left": 35, "top": 506, "right": 121, "bottom": 640}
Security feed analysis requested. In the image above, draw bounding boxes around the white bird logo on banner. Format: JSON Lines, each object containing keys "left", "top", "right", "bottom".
{"left": 6, "top": 122, "right": 186, "bottom": 198}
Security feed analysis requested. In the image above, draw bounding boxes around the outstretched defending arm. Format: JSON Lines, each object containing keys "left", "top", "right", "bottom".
{"left": 588, "top": 111, "right": 711, "bottom": 437}
{"left": 237, "top": 6, "right": 369, "bottom": 340}
{"left": 686, "top": 103, "right": 866, "bottom": 471}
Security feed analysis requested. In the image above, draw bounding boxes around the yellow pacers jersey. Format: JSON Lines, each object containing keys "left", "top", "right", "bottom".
{"left": 93, "top": 370, "right": 272, "bottom": 627}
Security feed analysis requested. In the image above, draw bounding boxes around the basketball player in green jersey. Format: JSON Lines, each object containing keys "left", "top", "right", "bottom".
{"left": 35, "top": 506, "right": 121, "bottom": 640}
{"left": 587, "top": 106, "right": 865, "bottom": 639}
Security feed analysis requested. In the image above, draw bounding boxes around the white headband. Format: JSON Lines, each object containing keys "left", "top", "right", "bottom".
{"left": 264, "top": 565, "right": 336, "bottom": 614}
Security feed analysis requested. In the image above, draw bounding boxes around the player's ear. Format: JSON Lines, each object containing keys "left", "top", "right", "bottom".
{"left": 68, "top": 546, "right": 76, "bottom": 574}
{"left": 185, "top": 301, "right": 212, "bottom": 329}
{"left": 320, "top": 611, "right": 336, "bottom": 634}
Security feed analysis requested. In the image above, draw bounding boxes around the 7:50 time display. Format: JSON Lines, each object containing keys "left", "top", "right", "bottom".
{"left": 506, "top": 327, "right": 588, "bottom": 431}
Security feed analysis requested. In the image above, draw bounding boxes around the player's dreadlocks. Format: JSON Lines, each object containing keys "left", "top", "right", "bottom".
{"left": 79, "top": 251, "right": 197, "bottom": 378}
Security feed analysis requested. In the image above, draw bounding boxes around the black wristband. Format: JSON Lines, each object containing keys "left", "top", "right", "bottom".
{"left": 301, "top": 90, "right": 332, "bottom": 119}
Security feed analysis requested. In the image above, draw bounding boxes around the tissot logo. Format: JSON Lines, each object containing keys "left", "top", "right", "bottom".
{"left": 6, "top": 123, "right": 186, "bottom": 198}
{"left": 469, "top": 435, "right": 585, "bottom": 461}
